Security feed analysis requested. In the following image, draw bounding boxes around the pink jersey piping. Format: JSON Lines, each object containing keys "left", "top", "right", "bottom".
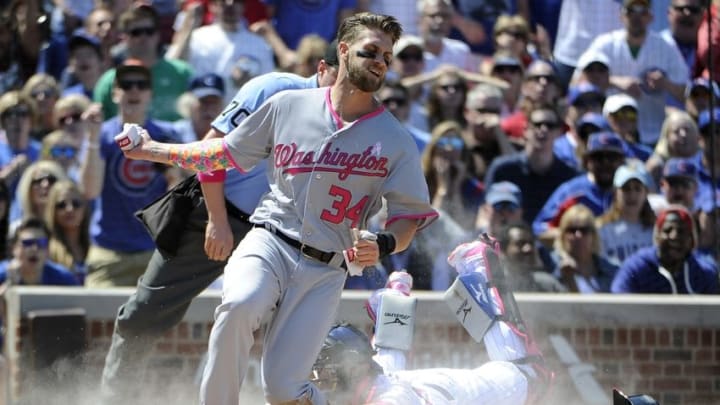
{"left": 325, "top": 87, "right": 386, "bottom": 130}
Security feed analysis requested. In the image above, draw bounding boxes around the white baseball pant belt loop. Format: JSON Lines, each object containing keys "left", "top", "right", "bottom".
{"left": 253, "top": 223, "right": 348, "bottom": 270}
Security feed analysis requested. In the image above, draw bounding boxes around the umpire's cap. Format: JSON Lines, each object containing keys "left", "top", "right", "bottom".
{"left": 324, "top": 39, "right": 339, "bottom": 67}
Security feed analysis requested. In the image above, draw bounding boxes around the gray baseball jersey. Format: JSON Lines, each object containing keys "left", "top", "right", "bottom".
{"left": 223, "top": 87, "right": 438, "bottom": 252}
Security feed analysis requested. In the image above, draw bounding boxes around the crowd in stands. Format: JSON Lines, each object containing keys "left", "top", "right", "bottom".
{"left": 0, "top": 0, "right": 718, "bottom": 296}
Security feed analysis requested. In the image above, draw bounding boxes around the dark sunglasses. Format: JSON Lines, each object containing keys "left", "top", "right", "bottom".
{"left": 584, "top": 63, "right": 609, "bottom": 73}
{"left": 118, "top": 79, "right": 151, "bottom": 91}
{"left": 565, "top": 225, "right": 593, "bottom": 235}
{"left": 530, "top": 120, "right": 561, "bottom": 130}
{"left": 589, "top": 151, "right": 624, "bottom": 162}
{"left": 30, "top": 88, "right": 57, "bottom": 99}
{"left": 50, "top": 145, "right": 78, "bottom": 159}
{"left": 624, "top": 5, "right": 650, "bottom": 15}
{"left": 435, "top": 136, "right": 464, "bottom": 150}
{"left": 526, "top": 74, "right": 555, "bottom": 83}
{"left": 611, "top": 109, "right": 638, "bottom": 121}
{"left": 492, "top": 201, "right": 519, "bottom": 212}
{"left": 58, "top": 112, "right": 83, "bottom": 126}
{"left": 55, "top": 198, "right": 84, "bottom": 210}
{"left": 1, "top": 107, "right": 30, "bottom": 119}
{"left": 440, "top": 84, "right": 463, "bottom": 92}
{"left": 493, "top": 65, "right": 522, "bottom": 75}
{"left": 500, "top": 30, "right": 527, "bottom": 40}
{"left": 475, "top": 107, "right": 501, "bottom": 115}
{"left": 672, "top": 5, "right": 702, "bottom": 15}
{"left": 397, "top": 52, "right": 423, "bottom": 62}
{"left": 20, "top": 237, "right": 49, "bottom": 249}
{"left": 381, "top": 97, "right": 407, "bottom": 107}
{"left": 128, "top": 26, "right": 157, "bottom": 37}
{"left": 31, "top": 174, "right": 58, "bottom": 187}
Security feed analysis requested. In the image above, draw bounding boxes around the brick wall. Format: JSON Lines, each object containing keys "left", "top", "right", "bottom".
{"left": 3, "top": 288, "right": 719, "bottom": 404}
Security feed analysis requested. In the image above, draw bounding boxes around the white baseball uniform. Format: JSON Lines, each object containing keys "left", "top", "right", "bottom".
{"left": 359, "top": 321, "right": 530, "bottom": 405}
{"left": 200, "top": 87, "right": 438, "bottom": 404}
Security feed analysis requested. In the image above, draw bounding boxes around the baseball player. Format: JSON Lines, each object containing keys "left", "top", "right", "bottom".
{"left": 100, "top": 43, "right": 340, "bottom": 402}
{"left": 116, "top": 12, "right": 438, "bottom": 405}
{"left": 311, "top": 235, "right": 552, "bottom": 405}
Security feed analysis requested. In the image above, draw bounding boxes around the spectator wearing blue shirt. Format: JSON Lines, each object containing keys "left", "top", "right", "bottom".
{"left": 534, "top": 132, "right": 627, "bottom": 245}
{"left": 487, "top": 103, "right": 579, "bottom": 224}
{"left": 0, "top": 218, "right": 78, "bottom": 286}
{"left": 79, "top": 59, "right": 179, "bottom": 288}
{"left": 553, "top": 83, "right": 607, "bottom": 170}
{"left": 611, "top": 205, "right": 719, "bottom": 294}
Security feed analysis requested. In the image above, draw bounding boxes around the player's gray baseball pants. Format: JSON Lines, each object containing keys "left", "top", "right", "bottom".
{"left": 199, "top": 227, "right": 347, "bottom": 405}
{"left": 101, "top": 202, "right": 252, "bottom": 403}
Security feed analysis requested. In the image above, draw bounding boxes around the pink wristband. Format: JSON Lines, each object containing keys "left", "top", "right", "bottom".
{"left": 198, "top": 170, "right": 227, "bottom": 183}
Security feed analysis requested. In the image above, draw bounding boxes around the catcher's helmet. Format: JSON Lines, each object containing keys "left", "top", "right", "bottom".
{"left": 311, "top": 323, "right": 379, "bottom": 393}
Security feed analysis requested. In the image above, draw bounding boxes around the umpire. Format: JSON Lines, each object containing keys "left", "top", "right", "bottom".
{"left": 101, "top": 41, "right": 340, "bottom": 403}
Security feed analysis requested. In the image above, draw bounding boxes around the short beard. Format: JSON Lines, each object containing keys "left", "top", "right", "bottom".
{"left": 346, "top": 55, "right": 383, "bottom": 93}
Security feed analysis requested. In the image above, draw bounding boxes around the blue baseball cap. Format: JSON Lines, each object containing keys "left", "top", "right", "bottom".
{"left": 69, "top": 29, "right": 101, "bottom": 55}
{"left": 190, "top": 73, "right": 225, "bottom": 99}
{"left": 685, "top": 77, "right": 720, "bottom": 100}
{"left": 567, "top": 82, "right": 605, "bottom": 106}
{"left": 576, "top": 112, "right": 609, "bottom": 131}
{"left": 585, "top": 131, "right": 627, "bottom": 156}
{"left": 698, "top": 108, "right": 720, "bottom": 132}
{"left": 486, "top": 181, "right": 522, "bottom": 206}
{"left": 613, "top": 160, "right": 653, "bottom": 188}
{"left": 662, "top": 157, "right": 698, "bottom": 182}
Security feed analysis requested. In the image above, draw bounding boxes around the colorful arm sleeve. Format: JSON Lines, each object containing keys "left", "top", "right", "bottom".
{"left": 168, "top": 138, "right": 233, "bottom": 173}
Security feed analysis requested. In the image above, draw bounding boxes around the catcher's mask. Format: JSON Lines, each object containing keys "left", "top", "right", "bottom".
{"left": 310, "top": 323, "right": 380, "bottom": 393}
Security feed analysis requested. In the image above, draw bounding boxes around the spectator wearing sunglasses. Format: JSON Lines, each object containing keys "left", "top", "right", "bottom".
{"left": 579, "top": 0, "right": 688, "bottom": 147}
{"left": 501, "top": 59, "right": 561, "bottom": 142}
{"left": 552, "top": 204, "right": 619, "bottom": 293}
{"left": 534, "top": 132, "right": 628, "bottom": 247}
{"left": 487, "top": 104, "right": 579, "bottom": 226}
{"left": 53, "top": 94, "right": 92, "bottom": 146}
{"left": 660, "top": 0, "right": 705, "bottom": 76}
{"left": 0, "top": 91, "right": 39, "bottom": 192}
{"left": 20, "top": 74, "right": 61, "bottom": 141}
{"left": 484, "top": 53, "right": 524, "bottom": 116}
{"left": 43, "top": 180, "right": 90, "bottom": 284}
{"left": 492, "top": 14, "right": 536, "bottom": 68}
{"left": 41, "top": 130, "right": 81, "bottom": 179}
{"left": 10, "top": 160, "right": 69, "bottom": 233}
{"left": 377, "top": 80, "right": 431, "bottom": 152}
{"left": 81, "top": 59, "right": 180, "bottom": 288}
{"left": 94, "top": 3, "right": 193, "bottom": 121}
{"left": 603, "top": 93, "right": 653, "bottom": 162}
{"left": 0, "top": 218, "right": 78, "bottom": 286}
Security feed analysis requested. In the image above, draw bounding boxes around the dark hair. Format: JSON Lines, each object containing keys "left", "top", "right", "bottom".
{"left": 118, "top": 4, "right": 159, "bottom": 32}
{"left": 379, "top": 79, "right": 409, "bottom": 98}
{"left": 497, "top": 220, "right": 534, "bottom": 252}
{"left": 11, "top": 217, "right": 50, "bottom": 245}
{"left": 336, "top": 12, "right": 403, "bottom": 45}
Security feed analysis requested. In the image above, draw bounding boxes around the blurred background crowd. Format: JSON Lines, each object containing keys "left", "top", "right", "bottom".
{"left": 0, "top": 0, "right": 718, "bottom": 296}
